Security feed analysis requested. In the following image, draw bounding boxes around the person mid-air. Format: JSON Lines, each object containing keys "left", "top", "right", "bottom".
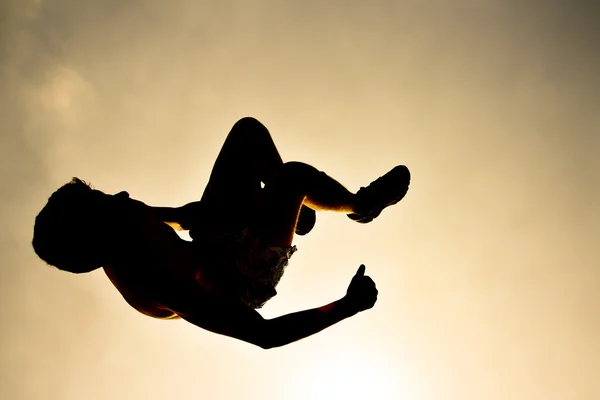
{"left": 32, "top": 117, "right": 410, "bottom": 349}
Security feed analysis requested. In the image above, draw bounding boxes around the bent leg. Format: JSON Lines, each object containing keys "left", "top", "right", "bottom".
{"left": 254, "top": 161, "right": 411, "bottom": 246}
{"left": 206, "top": 117, "right": 283, "bottom": 191}
{"left": 202, "top": 117, "right": 282, "bottom": 212}
{"left": 180, "top": 117, "right": 315, "bottom": 235}
{"left": 254, "top": 161, "right": 357, "bottom": 247}
{"left": 171, "top": 118, "right": 284, "bottom": 232}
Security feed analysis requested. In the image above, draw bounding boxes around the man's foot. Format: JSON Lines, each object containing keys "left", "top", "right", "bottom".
{"left": 347, "top": 165, "right": 410, "bottom": 223}
{"left": 295, "top": 205, "right": 316, "bottom": 236}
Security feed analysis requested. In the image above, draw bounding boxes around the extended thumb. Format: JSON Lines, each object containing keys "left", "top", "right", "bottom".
{"left": 355, "top": 264, "right": 366, "bottom": 277}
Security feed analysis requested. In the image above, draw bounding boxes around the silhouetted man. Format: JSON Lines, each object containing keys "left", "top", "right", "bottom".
{"left": 32, "top": 117, "right": 410, "bottom": 348}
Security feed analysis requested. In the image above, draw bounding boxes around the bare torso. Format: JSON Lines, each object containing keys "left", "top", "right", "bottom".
{"left": 102, "top": 218, "right": 211, "bottom": 320}
{"left": 103, "top": 265, "right": 181, "bottom": 319}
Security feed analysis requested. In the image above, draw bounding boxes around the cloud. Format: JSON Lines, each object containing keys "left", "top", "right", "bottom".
{"left": 38, "top": 66, "right": 95, "bottom": 124}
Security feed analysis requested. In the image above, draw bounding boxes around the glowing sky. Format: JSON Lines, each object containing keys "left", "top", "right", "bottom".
{"left": 2, "top": 1, "right": 599, "bottom": 399}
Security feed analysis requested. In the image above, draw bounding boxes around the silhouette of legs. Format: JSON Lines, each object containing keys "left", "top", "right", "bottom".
{"left": 164, "top": 117, "right": 409, "bottom": 247}
{"left": 200, "top": 117, "right": 280, "bottom": 221}
{"left": 177, "top": 117, "right": 315, "bottom": 236}
{"left": 207, "top": 117, "right": 281, "bottom": 196}
{"left": 255, "top": 161, "right": 358, "bottom": 247}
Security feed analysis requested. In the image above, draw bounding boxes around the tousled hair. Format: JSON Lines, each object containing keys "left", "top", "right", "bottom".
{"left": 32, "top": 178, "right": 105, "bottom": 274}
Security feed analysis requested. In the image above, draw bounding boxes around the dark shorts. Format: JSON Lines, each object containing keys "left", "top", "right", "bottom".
{"left": 190, "top": 182, "right": 296, "bottom": 308}
{"left": 194, "top": 228, "right": 296, "bottom": 309}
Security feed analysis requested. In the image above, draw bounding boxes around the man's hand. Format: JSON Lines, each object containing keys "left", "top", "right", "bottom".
{"left": 344, "top": 264, "right": 378, "bottom": 312}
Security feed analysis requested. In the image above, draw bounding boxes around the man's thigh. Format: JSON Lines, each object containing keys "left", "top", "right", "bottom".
{"left": 200, "top": 180, "right": 262, "bottom": 221}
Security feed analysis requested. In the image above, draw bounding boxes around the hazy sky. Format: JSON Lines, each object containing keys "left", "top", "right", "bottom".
{"left": 2, "top": 1, "right": 599, "bottom": 399}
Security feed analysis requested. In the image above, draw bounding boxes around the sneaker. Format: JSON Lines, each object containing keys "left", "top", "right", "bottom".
{"left": 347, "top": 165, "right": 410, "bottom": 223}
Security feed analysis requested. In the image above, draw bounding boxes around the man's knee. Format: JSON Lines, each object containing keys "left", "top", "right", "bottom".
{"left": 232, "top": 117, "right": 268, "bottom": 135}
{"left": 226, "top": 117, "right": 273, "bottom": 150}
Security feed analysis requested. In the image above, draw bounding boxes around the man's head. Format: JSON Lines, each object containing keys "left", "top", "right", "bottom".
{"left": 32, "top": 178, "right": 133, "bottom": 274}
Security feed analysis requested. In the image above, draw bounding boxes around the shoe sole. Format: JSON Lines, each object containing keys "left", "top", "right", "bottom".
{"left": 347, "top": 165, "right": 410, "bottom": 223}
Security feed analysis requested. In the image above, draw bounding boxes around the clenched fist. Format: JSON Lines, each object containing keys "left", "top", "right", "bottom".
{"left": 344, "top": 264, "right": 378, "bottom": 312}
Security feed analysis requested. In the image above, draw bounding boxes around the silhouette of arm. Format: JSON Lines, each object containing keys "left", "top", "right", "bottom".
{"left": 169, "top": 291, "right": 358, "bottom": 349}
{"left": 161, "top": 265, "right": 376, "bottom": 349}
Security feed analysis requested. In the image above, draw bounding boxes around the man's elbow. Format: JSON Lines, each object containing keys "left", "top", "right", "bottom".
{"left": 256, "top": 340, "right": 275, "bottom": 350}
{"left": 251, "top": 333, "right": 279, "bottom": 350}
{"left": 246, "top": 326, "right": 285, "bottom": 350}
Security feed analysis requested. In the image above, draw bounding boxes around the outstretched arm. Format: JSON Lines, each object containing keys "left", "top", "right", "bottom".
{"left": 163, "top": 265, "right": 377, "bottom": 349}
{"left": 182, "top": 297, "right": 358, "bottom": 349}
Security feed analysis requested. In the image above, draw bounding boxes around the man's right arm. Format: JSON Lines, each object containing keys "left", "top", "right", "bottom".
{"left": 161, "top": 265, "right": 377, "bottom": 349}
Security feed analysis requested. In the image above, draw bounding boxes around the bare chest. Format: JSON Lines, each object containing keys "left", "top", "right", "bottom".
{"left": 103, "top": 224, "right": 211, "bottom": 319}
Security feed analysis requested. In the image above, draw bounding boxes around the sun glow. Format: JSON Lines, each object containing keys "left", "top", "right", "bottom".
{"left": 289, "top": 348, "right": 415, "bottom": 400}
